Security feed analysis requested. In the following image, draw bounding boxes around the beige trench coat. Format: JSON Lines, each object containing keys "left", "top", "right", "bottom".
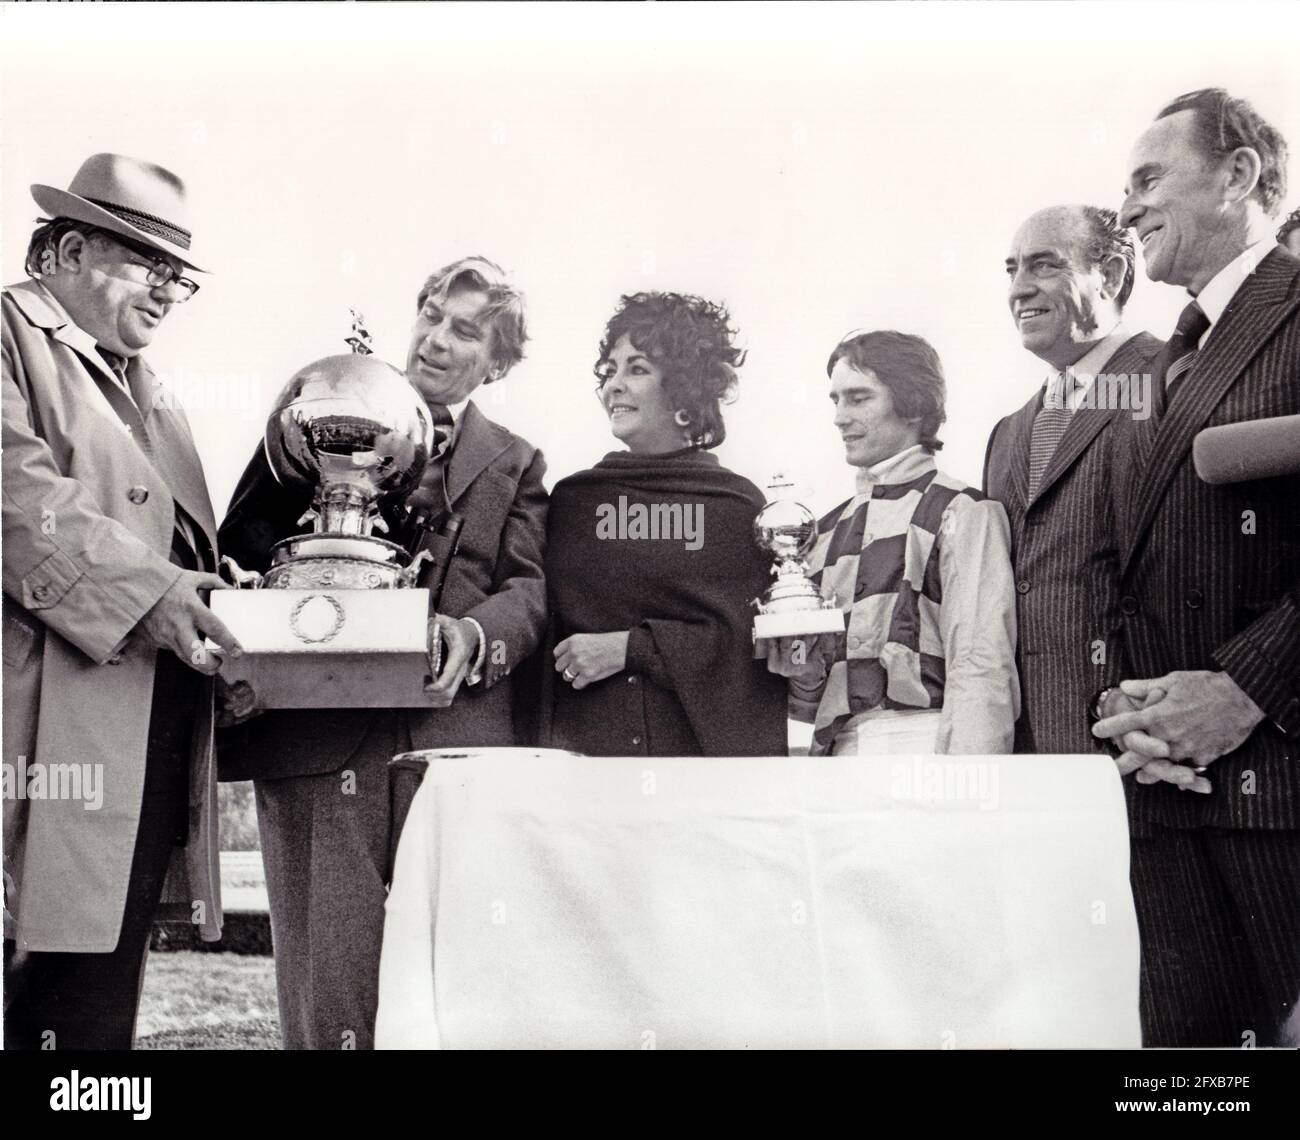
{"left": 2, "top": 279, "right": 222, "bottom": 952}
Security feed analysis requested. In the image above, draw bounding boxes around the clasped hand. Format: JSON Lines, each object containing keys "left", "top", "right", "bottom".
{"left": 1091, "top": 669, "right": 1265, "bottom": 793}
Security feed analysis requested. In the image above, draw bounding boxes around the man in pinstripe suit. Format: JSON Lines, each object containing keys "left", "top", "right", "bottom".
{"left": 985, "top": 205, "right": 1160, "bottom": 754}
{"left": 1093, "top": 88, "right": 1300, "bottom": 1047}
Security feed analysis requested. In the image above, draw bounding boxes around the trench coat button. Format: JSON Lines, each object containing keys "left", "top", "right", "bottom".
{"left": 631, "top": 735, "right": 643, "bottom": 746}
{"left": 849, "top": 635, "right": 862, "bottom": 650}
{"left": 127, "top": 485, "right": 149, "bottom": 505}
{"left": 627, "top": 674, "right": 639, "bottom": 685}
{"left": 108, "top": 653, "right": 124, "bottom": 665}
{"left": 1016, "top": 579, "right": 1031, "bottom": 595}
{"left": 32, "top": 584, "right": 51, "bottom": 602}
{"left": 1186, "top": 589, "right": 1203, "bottom": 610}
{"left": 1120, "top": 595, "right": 1139, "bottom": 615}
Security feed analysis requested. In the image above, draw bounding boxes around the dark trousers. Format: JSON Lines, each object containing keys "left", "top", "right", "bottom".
{"left": 254, "top": 713, "right": 412, "bottom": 1050}
{"left": 3, "top": 654, "right": 196, "bottom": 1051}
{"left": 1130, "top": 826, "right": 1300, "bottom": 1047}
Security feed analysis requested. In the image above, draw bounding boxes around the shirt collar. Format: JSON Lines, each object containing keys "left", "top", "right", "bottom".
{"left": 1194, "top": 237, "right": 1279, "bottom": 331}
{"left": 1064, "top": 322, "right": 1129, "bottom": 382}
{"left": 853, "top": 443, "right": 934, "bottom": 495}
{"left": 446, "top": 397, "right": 469, "bottom": 424}
{"left": 1042, "top": 322, "right": 1129, "bottom": 408}
{"left": 445, "top": 396, "right": 471, "bottom": 445}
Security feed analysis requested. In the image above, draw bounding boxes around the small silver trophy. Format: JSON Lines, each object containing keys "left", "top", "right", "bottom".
{"left": 751, "top": 474, "right": 845, "bottom": 641}
{"left": 210, "top": 315, "right": 442, "bottom": 708}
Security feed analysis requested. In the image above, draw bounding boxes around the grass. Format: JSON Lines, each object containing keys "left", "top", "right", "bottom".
{"left": 136, "top": 951, "right": 280, "bottom": 1050}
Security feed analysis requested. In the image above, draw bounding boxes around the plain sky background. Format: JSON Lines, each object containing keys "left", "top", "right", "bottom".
{"left": 3, "top": 1, "right": 1299, "bottom": 518}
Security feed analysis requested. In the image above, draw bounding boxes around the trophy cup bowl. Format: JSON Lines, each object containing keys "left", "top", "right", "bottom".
{"left": 259, "top": 354, "right": 436, "bottom": 588}
{"left": 210, "top": 351, "right": 444, "bottom": 708}
{"left": 751, "top": 496, "right": 846, "bottom": 641}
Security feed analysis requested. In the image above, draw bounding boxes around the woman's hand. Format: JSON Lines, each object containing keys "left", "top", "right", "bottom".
{"left": 554, "top": 632, "right": 629, "bottom": 690}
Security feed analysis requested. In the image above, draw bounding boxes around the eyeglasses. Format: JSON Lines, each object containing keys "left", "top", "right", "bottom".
{"left": 141, "top": 259, "right": 200, "bottom": 302}
{"left": 98, "top": 231, "right": 200, "bottom": 302}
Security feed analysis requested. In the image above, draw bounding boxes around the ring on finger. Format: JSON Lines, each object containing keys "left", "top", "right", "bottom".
{"left": 563, "top": 667, "right": 577, "bottom": 683}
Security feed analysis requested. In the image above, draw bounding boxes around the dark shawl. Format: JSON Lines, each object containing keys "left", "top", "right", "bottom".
{"left": 539, "top": 447, "right": 787, "bottom": 756}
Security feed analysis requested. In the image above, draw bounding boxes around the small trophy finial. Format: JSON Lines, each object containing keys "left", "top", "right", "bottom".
{"left": 345, "top": 308, "right": 374, "bottom": 355}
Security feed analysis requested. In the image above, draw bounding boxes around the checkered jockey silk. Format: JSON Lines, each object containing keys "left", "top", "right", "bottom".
{"left": 803, "top": 464, "right": 986, "bottom": 755}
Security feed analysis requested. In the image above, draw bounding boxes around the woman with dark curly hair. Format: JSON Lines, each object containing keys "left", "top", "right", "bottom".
{"left": 538, "top": 291, "right": 787, "bottom": 756}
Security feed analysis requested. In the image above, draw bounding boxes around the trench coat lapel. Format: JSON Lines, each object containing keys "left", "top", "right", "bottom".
{"left": 10, "top": 282, "right": 217, "bottom": 561}
{"left": 126, "top": 357, "right": 219, "bottom": 554}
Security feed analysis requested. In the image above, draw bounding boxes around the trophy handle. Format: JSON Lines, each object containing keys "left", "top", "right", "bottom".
{"left": 400, "top": 549, "right": 434, "bottom": 589}
{"left": 426, "top": 613, "right": 444, "bottom": 680}
{"left": 219, "top": 555, "right": 264, "bottom": 590}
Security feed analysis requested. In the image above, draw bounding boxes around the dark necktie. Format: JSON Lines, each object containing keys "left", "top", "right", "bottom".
{"left": 1028, "top": 369, "right": 1074, "bottom": 498}
{"left": 1153, "top": 300, "right": 1211, "bottom": 419}
{"left": 430, "top": 403, "right": 454, "bottom": 461}
{"left": 398, "top": 404, "right": 455, "bottom": 540}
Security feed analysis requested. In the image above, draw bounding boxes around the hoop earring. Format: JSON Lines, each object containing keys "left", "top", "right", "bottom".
{"left": 674, "top": 409, "right": 692, "bottom": 427}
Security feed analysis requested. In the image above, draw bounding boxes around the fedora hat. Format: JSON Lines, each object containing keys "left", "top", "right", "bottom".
{"left": 31, "top": 153, "right": 205, "bottom": 272}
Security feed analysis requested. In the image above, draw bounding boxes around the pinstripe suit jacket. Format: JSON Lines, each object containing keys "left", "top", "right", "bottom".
{"left": 985, "top": 332, "right": 1162, "bottom": 754}
{"left": 1110, "top": 246, "right": 1300, "bottom": 831}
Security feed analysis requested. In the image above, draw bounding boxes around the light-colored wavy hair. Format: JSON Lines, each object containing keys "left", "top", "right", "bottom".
{"left": 416, "top": 256, "right": 528, "bottom": 380}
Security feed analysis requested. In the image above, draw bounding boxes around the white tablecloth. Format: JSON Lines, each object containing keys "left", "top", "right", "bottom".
{"left": 376, "top": 752, "right": 1140, "bottom": 1049}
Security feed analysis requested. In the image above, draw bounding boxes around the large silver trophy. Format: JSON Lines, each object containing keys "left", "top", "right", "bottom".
{"left": 210, "top": 314, "right": 443, "bottom": 708}
{"left": 752, "top": 475, "right": 845, "bottom": 641}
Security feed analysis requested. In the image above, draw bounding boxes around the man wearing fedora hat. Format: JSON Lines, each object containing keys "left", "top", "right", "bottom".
{"left": 3, "top": 153, "right": 241, "bottom": 1049}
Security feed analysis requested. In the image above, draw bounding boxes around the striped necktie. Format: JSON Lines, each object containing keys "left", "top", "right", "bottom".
{"left": 1153, "top": 300, "right": 1210, "bottom": 419}
{"left": 1028, "top": 369, "right": 1074, "bottom": 498}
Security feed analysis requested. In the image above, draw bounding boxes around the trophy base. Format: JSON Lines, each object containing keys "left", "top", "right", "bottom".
{"left": 210, "top": 588, "right": 437, "bottom": 708}
{"left": 753, "top": 606, "right": 846, "bottom": 641}
{"left": 265, "top": 532, "right": 415, "bottom": 589}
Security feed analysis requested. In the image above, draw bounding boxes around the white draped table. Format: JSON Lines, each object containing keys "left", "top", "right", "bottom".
{"left": 376, "top": 751, "right": 1140, "bottom": 1049}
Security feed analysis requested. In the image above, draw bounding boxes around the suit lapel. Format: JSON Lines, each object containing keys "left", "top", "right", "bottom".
{"left": 446, "top": 400, "right": 512, "bottom": 506}
{"left": 1029, "top": 332, "right": 1164, "bottom": 506}
{"left": 1003, "top": 392, "right": 1039, "bottom": 519}
{"left": 1028, "top": 334, "right": 1160, "bottom": 508}
{"left": 1122, "top": 249, "right": 1300, "bottom": 574}
{"left": 1027, "top": 406, "right": 1114, "bottom": 508}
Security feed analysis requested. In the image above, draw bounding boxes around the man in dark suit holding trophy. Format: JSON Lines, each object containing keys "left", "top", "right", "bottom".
{"left": 218, "top": 256, "right": 548, "bottom": 1049}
